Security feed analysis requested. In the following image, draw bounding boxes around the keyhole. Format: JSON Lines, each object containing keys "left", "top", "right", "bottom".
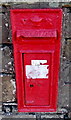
{"left": 30, "top": 84, "right": 34, "bottom": 87}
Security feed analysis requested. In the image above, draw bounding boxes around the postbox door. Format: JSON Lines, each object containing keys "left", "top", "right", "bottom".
{"left": 23, "top": 53, "right": 52, "bottom": 106}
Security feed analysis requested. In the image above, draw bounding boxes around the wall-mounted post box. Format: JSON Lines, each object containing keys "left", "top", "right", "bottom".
{"left": 10, "top": 9, "right": 62, "bottom": 112}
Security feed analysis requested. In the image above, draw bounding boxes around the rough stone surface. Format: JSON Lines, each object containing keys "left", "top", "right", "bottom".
{"left": 57, "top": 7, "right": 70, "bottom": 110}
{"left": 63, "top": 8, "right": 71, "bottom": 38}
{"left": 0, "top": 6, "right": 2, "bottom": 13}
{"left": 2, "top": 76, "right": 16, "bottom": 102}
{"left": 58, "top": 59, "right": 70, "bottom": 108}
{"left": 0, "top": 76, "right": 2, "bottom": 102}
{"left": 0, "top": 14, "right": 2, "bottom": 26}
{"left": 0, "top": 45, "right": 14, "bottom": 73}
{"left": 0, "top": 0, "right": 71, "bottom": 3}
{"left": 65, "top": 39, "right": 71, "bottom": 61}
{"left": 0, "top": 26, "right": 2, "bottom": 43}
{"left": 2, "top": 5, "right": 12, "bottom": 43}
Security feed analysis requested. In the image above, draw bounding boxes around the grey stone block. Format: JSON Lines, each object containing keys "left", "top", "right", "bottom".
{"left": 0, "top": 5, "right": 2, "bottom": 13}
{"left": 2, "top": 75, "right": 16, "bottom": 102}
{"left": 0, "top": 14, "right": 2, "bottom": 26}
{"left": 0, "top": 26, "right": 2, "bottom": 43}
{"left": 0, "top": 76, "right": 2, "bottom": 102}
{"left": 58, "top": 58, "right": 70, "bottom": 108}
{"left": 2, "top": 5, "right": 12, "bottom": 43}
{"left": 0, "top": 45, "right": 14, "bottom": 74}
{"left": 63, "top": 8, "right": 71, "bottom": 38}
{"left": 11, "top": 2, "right": 40, "bottom": 9}
{"left": 69, "top": 13, "right": 71, "bottom": 38}
{"left": 39, "top": 2, "right": 49, "bottom": 8}
{"left": 49, "top": 2, "right": 59, "bottom": 7}
{"left": 66, "top": 40, "right": 71, "bottom": 61}
{"left": 2, "top": 14, "right": 10, "bottom": 43}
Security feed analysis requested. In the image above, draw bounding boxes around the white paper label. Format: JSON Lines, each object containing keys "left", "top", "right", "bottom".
{"left": 31, "top": 60, "right": 47, "bottom": 65}
{"left": 26, "top": 60, "right": 49, "bottom": 79}
{"left": 26, "top": 65, "right": 49, "bottom": 79}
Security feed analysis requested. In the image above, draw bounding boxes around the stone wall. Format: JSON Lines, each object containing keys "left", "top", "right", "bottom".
{"left": 0, "top": 2, "right": 71, "bottom": 116}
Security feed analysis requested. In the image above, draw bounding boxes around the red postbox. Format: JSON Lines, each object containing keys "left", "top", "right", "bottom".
{"left": 10, "top": 9, "right": 62, "bottom": 112}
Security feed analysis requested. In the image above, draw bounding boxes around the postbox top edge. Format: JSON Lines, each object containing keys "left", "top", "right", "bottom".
{"left": 10, "top": 8, "right": 62, "bottom": 13}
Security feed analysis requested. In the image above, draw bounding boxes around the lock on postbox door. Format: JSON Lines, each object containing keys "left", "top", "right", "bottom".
{"left": 10, "top": 9, "right": 62, "bottom": 112}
